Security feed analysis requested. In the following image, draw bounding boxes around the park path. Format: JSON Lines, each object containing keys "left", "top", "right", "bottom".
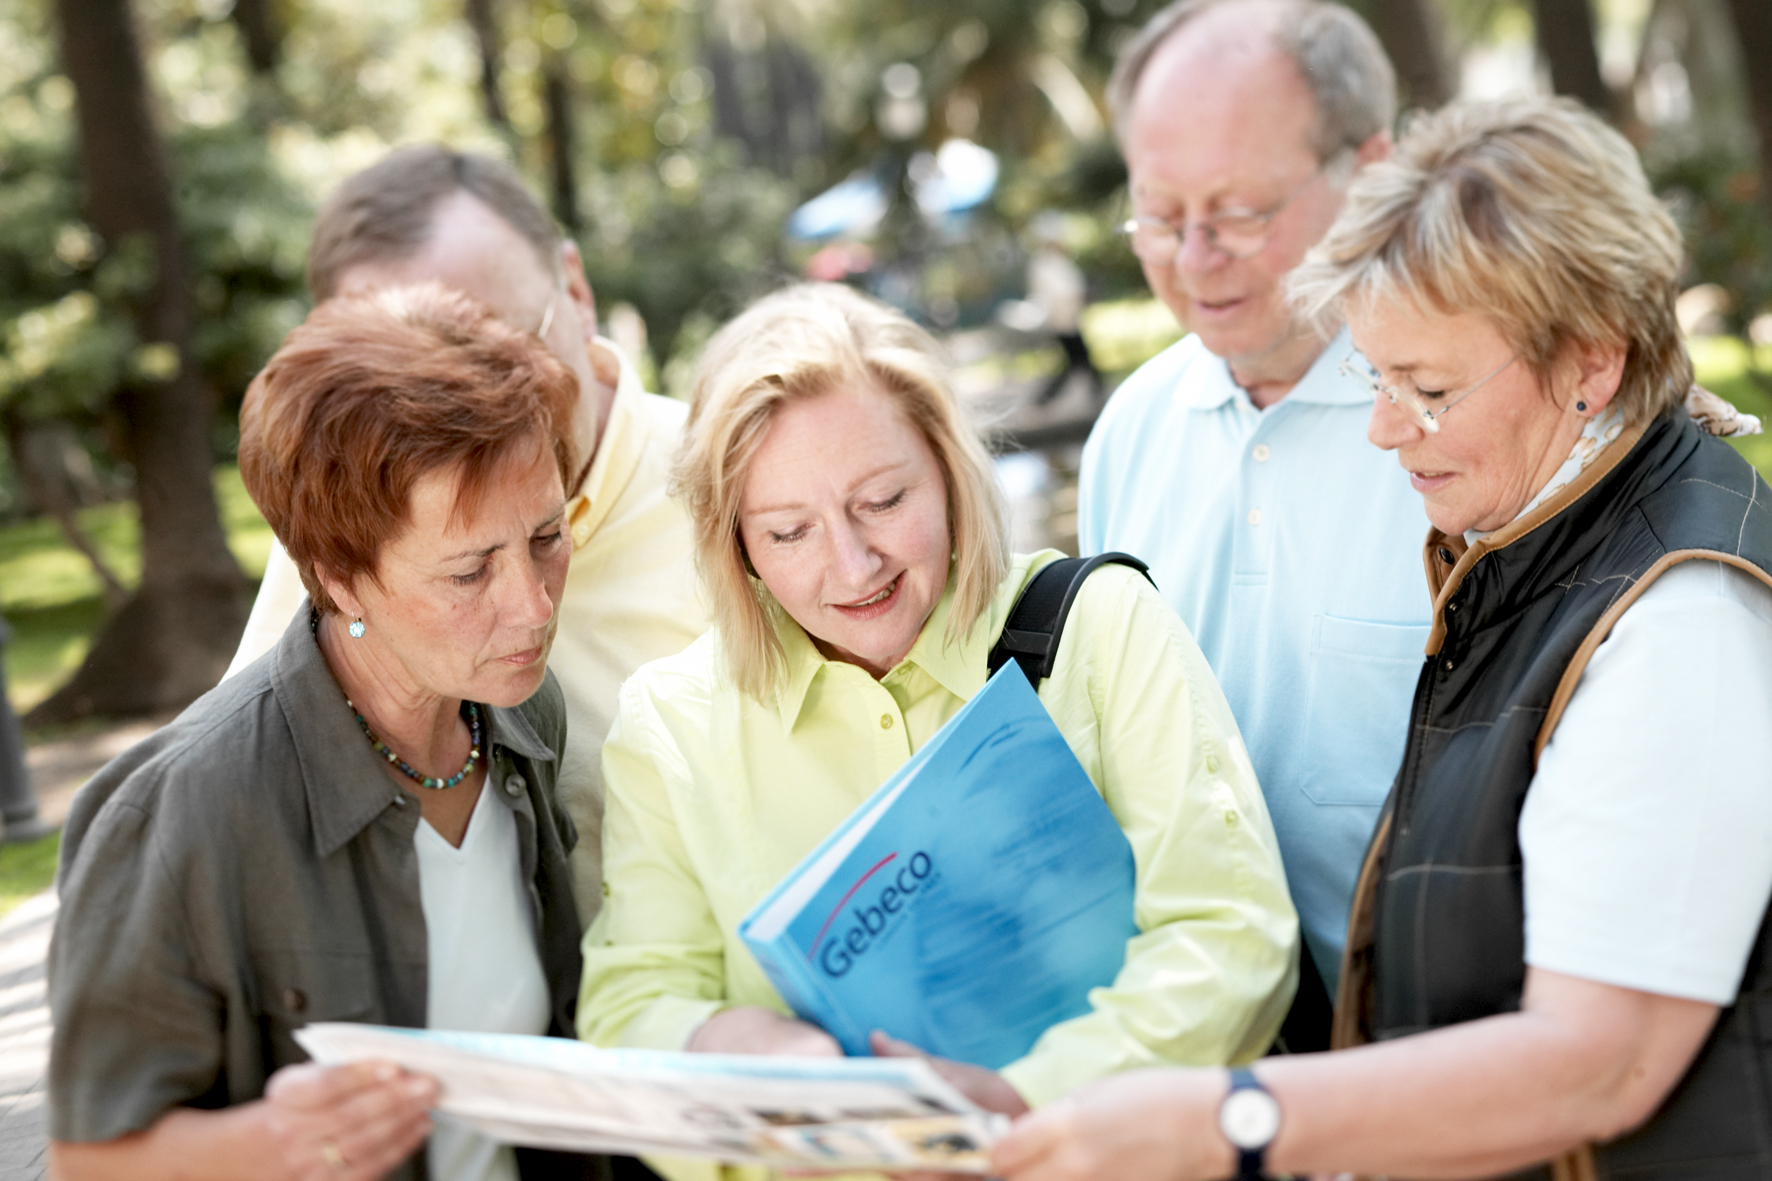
{"left": 0, "top": 715, "right": 168, "bottom": 1180}
{"left": 0, "top": 893, "right": 54, "bottom": 1178}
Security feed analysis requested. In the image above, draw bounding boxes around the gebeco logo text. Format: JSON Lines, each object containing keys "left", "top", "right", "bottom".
{"left": 808, "top": 851, "right": 933, "bottom": 978}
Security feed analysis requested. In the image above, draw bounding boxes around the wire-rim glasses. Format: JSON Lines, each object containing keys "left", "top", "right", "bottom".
{"left": 1340, "top": 351, "right": 1518, "bottom": 433}
{"left": 535, "top": 286, "right": 560, "bottom": 339}
{"left": 1117, "top": 151, "right": 1346, "bottom": 263}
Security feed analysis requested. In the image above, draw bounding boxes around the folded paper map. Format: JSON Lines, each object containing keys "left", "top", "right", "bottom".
{"left": 295, "top": 1023, "right": 1006, "bottom": 1173}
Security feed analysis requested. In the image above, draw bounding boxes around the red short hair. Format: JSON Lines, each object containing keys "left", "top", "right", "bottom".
{"left": 239, "top": 283, "right": 578, "bottom": 613}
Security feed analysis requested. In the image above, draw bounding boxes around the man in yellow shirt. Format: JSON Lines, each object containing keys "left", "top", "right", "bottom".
{"left": 226, "top": 147, "right": 708, "bottom": 924}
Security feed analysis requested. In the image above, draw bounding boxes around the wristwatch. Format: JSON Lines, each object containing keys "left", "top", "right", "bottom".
{"left": 1218, "top": 1067, "right": 1281, "bottom": 1180}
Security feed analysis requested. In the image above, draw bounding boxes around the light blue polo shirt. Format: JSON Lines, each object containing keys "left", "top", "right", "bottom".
{"left": 1078, "top": 329, "right": 1432, "bottom": 994}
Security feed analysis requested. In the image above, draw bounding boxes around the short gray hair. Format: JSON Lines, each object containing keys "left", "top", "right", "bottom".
{"left": 1107, "top": 0, "right": 1397, "bottom": 160}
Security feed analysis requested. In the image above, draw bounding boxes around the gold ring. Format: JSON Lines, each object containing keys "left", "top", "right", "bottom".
{"left": 321, "top": 1141, "right": 349, "bottom": 1172}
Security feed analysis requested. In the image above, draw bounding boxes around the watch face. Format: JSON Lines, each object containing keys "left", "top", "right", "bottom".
{"left": 1220, "top": 1088, "right": 1282, "bottom": 1149}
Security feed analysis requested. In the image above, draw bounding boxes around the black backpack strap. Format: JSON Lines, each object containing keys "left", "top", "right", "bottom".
{"left": 987, "top": 552, "right": 1154, "bottom": 685}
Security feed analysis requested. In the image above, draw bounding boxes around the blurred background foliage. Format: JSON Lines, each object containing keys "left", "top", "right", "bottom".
{"left": 0, "top": 0, "right": 1767, "bottom": 714}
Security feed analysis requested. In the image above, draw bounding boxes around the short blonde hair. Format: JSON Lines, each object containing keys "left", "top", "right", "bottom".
{"left": 1289, "top": 96, "right": 1690, "bottom": 426}
{"left": 673, "top": 284, "right": 1008, "bottom": 702}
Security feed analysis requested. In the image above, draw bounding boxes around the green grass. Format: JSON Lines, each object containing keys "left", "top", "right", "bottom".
{"left": 1080, "top": 297, "right": 1184, "bottom": 375}
{"left": 0, "top": 829, "right": 59, "bottom": 919}
{"left": 0, "top": 465, "right": 273, "bottom": 714}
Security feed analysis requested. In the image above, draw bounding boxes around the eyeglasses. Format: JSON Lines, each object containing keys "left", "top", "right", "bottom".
{"left": 1339, "top": 351, "right": 1518, "bottom": 433}
{"left": 535, "top": 287, "right": 559, "bottom": 339}
{"left": 1118, "top": 153, "right": 1345, "bottom": 263}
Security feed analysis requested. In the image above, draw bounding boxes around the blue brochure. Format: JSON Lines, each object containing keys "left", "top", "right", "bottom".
{"left": 738, "top": 662, "right": 1137, "bottom": 1070}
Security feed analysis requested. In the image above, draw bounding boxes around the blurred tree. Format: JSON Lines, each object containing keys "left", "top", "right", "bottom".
{"left": 1361, "top": 0, "right": 1455, "bottom": 109}
{"left": 702, "top": 6, "right": 824, "bottom": 178}
{"left": 41, "top": 0, "right": 249, "bottom": 722}
{"left": 543, "top": 52, "right": 580, "bottom": 232}
{"left": 1723, "top": 0, "right": 1772, "bottom": 220}
{"left": 465, "top": 0, "right": 513, "bottom": 134}
{"left": 1530, "top": 0, "right": 1613, "bottom": 116}
{"left": 231, "top": 0, "right": 282, "bottom": 77}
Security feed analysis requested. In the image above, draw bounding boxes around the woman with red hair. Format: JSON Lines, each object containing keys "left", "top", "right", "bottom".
{"left": 48, "top": 284, "right": 598, "bottom": 1181}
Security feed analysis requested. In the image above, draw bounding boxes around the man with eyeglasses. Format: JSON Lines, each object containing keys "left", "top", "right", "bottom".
{"left": 1078, "top": 0, "right": 1433, "bottom": 1052}
{"left": 225, "top": 148, "right": 708, "bottom": 957}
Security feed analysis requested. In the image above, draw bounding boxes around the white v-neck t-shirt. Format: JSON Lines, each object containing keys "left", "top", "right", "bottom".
{"left": 416, "top": 778, "right": 551, "bottom": 1181}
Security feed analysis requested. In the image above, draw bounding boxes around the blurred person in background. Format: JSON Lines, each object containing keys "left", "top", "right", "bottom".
{"left": 0, "top": 617, "right": 49, "bottom": 843}
{"left": 1076, "top": 0, "right": 1423, "bottom": 1048}
{"left": 226, "top": 146, "right": 707, "bottom": 929}
{"left": 991, "top": 96, "right": 1772, "bottom": 1181}
{"left": 579, "top": 283, "right": 1297, "bottom": 1181}
{"left": 51, "top": 285, "right": 600, "bottom": 1181}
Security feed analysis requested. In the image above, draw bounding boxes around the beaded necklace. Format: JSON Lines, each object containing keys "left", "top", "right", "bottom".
{"left": 312, "top": 607, "right": 485, "bottom": 790}
{"left": 348, "top": 697, "right": 484, "bottom": 790}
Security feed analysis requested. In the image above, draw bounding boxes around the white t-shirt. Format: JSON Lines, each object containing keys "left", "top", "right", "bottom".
{"left": 416, "top": 778, "right": 552, "bottom": 1181}
{"left": 1521, "top": 559, "right": 1772, "bottom": 1003}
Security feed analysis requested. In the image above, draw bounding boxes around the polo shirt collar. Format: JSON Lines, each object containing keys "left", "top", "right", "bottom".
{"left": 1283, "top": 327, "right": 1367, "bottom": 406}
{"left": 1175, "top": 326, "right": 1362, "bottom": 410}
{"left": 772, "top": 598, "right": 826, "bottom": 732}
{"left": 771, "top": 556, "right": 1049, "bottom": 730}
{"left": 271, "top": 604, "right": 554, "bottom": 857}
{"left": 892, "top": 574, "right": 990, "bottom": 702}
{"left": 566, "top": 337, "right": 649, "bottom": 549}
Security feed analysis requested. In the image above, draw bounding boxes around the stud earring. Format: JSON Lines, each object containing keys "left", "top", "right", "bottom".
{"left": 1576, "top": 401, "right": 1588, "bottom": 413}
{"left": 348, "top": 618, "right": 366, "bottom": 639}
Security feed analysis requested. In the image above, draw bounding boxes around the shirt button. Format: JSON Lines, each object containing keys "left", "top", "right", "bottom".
{"left": 284, "top": 988, "right": 307, "bottom": 1014}
{"left": 573, "top": 523, "right": 591, "bottom": 545}
{"left": 880, "top": 714, "right": 894, "bottom": 730}
{"left": 1205, "top": 754, "right": 1219, "bottom": 774}
{"left": 391, "top": 795, "right": 405, "bottom": 808}
{"left": 1251, "top": 444, "right": 1271, "bottom": 462}
{"left": 1443, "top": 658, "right": 1456, "bottom": 672}
{"left": 505, "top": 773, "right": 526, "bottom": 797}
{"left": 1247, "top": 509, "right": 1263, "bottom": 526}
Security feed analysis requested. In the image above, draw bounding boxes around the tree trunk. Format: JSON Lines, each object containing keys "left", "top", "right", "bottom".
{"left": 465, "top": 0, "right": 512, "bottom": 133}
{"left": 543, "top": 58, "right": 580, "bottom": 233}
{"left": 1532, "top": 0, "right": 1615, "bottom": 117}
{"left": 3, "top": 413, "right": 129, "bottom": 609}
{"left": 1367, "top": 0, "right": 1453, "bottom": 111}
{"left": 1724, "top": 0, "right": 1772, "bottom": 220}
{"left": 231, "top": 0, "right": 280, "bottom": 75}
{"left": 36, "top": 0, "right": 249, "bottom": 725}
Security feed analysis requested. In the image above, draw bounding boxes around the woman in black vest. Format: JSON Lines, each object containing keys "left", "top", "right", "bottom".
{"left": 990, "top": 96, "right": 1772, "bottom": 1181}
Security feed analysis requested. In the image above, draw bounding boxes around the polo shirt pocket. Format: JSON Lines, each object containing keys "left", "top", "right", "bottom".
{"left": 1298, "top": 615, "right": 1429, "bottom": 806}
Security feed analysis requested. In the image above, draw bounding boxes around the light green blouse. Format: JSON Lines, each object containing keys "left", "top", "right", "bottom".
{"left": 579, "top": 551, "right": 1297, "bottom": 1176}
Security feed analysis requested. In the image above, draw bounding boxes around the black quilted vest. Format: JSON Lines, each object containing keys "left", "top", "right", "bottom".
{"left": 1339, "top": 409, "right": 1772, "bottom": 1179}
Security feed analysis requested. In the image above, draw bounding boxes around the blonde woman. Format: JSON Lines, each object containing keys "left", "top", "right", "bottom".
{"left": 577, "top": 283, "right": 1297, "bottom": 1181}
{"left": 992, "top": 98, "right": 1772, "bottom": 1181}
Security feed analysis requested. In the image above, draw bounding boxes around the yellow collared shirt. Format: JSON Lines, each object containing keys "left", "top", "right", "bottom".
{"left": 225, "top": 339, "right": 708, "bottom": 923}
{"left": 581, "top": 552, "right": 1297, "bottom": 1180}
